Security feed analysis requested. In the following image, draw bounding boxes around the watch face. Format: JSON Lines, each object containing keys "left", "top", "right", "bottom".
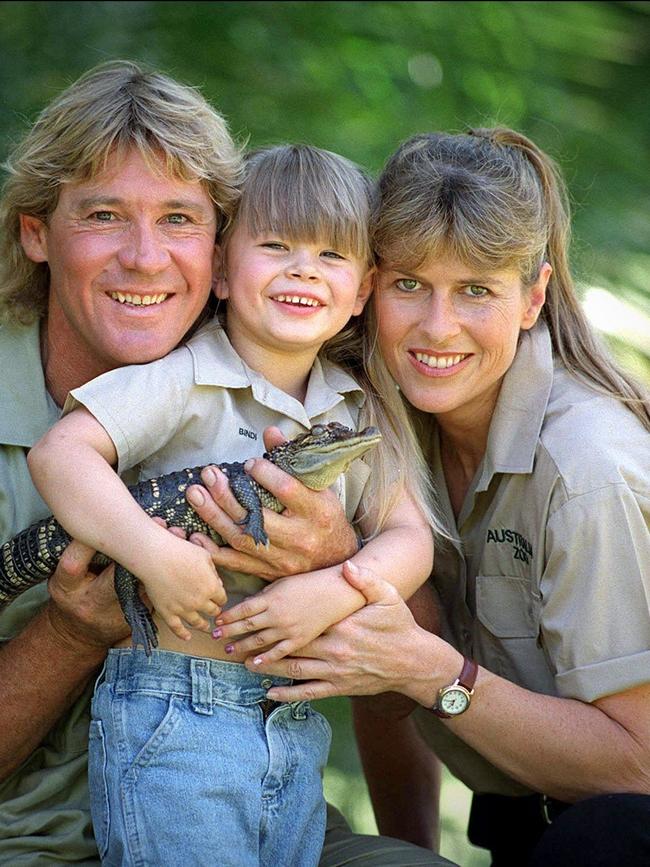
{"left": 439, "top": 687, "right": 470, "bottom": 716}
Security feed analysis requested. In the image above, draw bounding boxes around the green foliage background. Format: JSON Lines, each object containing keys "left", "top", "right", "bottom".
{"left": 0, "top": 2, "right": 648, "bottom": 863}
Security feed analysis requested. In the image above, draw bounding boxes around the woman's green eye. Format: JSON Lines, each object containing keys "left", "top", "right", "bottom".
{"left": 465, "top": 284, "right": 488, "bottom": 297}
{"left": 396, "top": 278, "right": 420, "bottom": 292}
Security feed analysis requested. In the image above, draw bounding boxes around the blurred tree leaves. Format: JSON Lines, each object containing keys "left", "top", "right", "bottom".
{"left": 0, "top": 0, "right": 648, "bottom": 317}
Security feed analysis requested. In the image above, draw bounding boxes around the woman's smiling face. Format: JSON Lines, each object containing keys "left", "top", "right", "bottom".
{"left": 374, "top": 254, "right": 550, "bottom": 433}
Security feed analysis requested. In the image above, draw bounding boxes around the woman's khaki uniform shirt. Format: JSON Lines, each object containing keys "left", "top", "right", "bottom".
{"left": 414, "top": 322, "right": 650, "bottom": 796}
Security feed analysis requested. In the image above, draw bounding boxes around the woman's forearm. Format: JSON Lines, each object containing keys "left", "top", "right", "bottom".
{"left": 439, "top": 666, "right": 650, "bottom": 802}
{"left": 261, "top": 566, "right": 650, "bottom": 802}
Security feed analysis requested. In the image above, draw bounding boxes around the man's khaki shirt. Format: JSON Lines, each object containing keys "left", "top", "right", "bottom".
{"left": 0, "top": 320, "right": 100, "bottom": 864}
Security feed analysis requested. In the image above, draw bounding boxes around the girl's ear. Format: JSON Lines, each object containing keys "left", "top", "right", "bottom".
{"left": 19, "top": 214, "right": 49, "bottom": 262}
{"left": 351, "top": 267, "right": 376, "bottom": 316}
{"left": 212, "top": 244, "right": 229, "bottom": 300}
{"left": 521, "top": 261, "right": 551, "bottom": 330}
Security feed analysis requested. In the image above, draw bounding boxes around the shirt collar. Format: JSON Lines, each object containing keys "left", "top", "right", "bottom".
{"left": 475, "top": 320, "right": 554, "bottom": 492}
{"left": 0, "top": 320, "right": 59, "bottom": 447}
{"left": 186, "top": 318, "right": 365, "bottom": 420}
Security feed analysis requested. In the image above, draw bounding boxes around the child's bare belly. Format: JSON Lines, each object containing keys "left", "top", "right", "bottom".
{"left": 114, "top": 616, "right": 251, "bottom": 663}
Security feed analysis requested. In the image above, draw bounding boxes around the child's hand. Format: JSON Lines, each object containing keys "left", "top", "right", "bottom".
{"left": 138, "top": 536, "right": 227, "bottom": 642}
{"left": 212, "top": 573, "right": 342, "bottom": 664}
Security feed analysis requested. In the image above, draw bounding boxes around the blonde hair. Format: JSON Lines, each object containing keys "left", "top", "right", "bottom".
{"left": 226, "top": 144, "right": 373, "bottom": 266}
{"left": 222, "top": 143, "right": 444, "bottom": 537}
{"left": 0, "top": 59, "right": 244, "bottom": 324}
{"left": 326, "top": 308, "right": 447, "bottom": 539}
{"left": 371, "top": 127, "right": 649, "bottom": 430}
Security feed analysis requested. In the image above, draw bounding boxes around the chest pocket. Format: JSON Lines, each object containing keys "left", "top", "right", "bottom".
{"left": 476, "top": 575, "right": 540, "bottom": 639}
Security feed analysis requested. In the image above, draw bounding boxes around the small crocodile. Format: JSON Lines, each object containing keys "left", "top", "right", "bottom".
{"left": 0, "top": 422, "right": 381, "bottom": 655}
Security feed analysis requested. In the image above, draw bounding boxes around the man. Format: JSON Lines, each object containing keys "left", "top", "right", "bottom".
{"left": 0, "top": 60, "right": 449, "bottom": 865}
{"left": 0, "top": 58, "right": 242, "bottom": 862}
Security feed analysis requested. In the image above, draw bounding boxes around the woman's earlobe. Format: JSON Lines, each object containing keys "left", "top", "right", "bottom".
{"left": 522, "top": 262, "right": 551, "bottom": 329}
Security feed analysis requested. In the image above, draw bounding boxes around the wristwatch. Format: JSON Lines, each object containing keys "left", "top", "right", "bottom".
{"left": 430, "top": 656, "right": 478, "bottom": 718}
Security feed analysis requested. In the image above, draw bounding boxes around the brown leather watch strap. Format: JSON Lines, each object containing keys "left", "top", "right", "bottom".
{"left": 459, "top": 656, "right": 478, "bottom": 691}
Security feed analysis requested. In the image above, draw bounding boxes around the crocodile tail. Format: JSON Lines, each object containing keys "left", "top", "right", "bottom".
{"left": 0, "top": 518, "right": 71, "bottom": 605}
{"left": 114, "top": 564, "right": 158, "bottom": 656}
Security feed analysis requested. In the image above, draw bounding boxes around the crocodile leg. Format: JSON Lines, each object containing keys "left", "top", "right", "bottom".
{"left": 222, "top": 464, "right": 269, "bottom": 546}
{"left": 114, "top": 564, "right": 158, "bottom": 656}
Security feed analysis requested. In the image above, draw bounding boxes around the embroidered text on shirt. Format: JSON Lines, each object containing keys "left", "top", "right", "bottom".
{"left": 486, "top": 528, "right": 533, "bottom": 563}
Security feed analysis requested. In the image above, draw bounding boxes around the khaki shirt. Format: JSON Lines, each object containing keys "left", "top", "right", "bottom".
{"left": 414, "top": 322, "right": 650, "bottom": 796}
{"left": 0, "top": 321, "right": 100, "bottom": 865}
{"left": 67, "top": 319, "right": 370, "bottom": 607}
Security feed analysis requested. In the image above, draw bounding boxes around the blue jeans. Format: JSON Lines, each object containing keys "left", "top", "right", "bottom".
{"left": 89, "top": 649, "right": 331, "bottom": 867}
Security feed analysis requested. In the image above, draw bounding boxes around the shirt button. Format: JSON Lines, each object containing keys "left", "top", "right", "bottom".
{"left": 261, "top": 678, "right": 273, "bottom": 689}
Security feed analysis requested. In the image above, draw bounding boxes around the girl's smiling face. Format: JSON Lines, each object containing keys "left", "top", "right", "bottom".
{"left": 216, "top": 223, "right": 372, "bottom": 375}
{"left": 374, "top": 254, "right": 550, "bottom": 435}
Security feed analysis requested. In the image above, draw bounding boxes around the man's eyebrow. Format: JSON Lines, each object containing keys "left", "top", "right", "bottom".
{"left": 74, "top": 196, "right": 214, "bottom": 216}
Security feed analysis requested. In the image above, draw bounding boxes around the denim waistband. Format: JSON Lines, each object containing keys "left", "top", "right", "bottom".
{"left": 101, "top": 648, "right": 293, "bottom": 707}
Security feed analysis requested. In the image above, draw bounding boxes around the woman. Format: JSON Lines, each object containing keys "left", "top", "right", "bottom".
{"left": 212, "top": 127, "right": 650, "bottom": 866}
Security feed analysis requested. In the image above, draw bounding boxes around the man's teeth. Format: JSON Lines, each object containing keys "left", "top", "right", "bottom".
{"left": 415, "top": 353, "right": 467, "bottom": 369}
{"left": 110, "top": 292, "right": 168, "bottom": 306}
{"left": 275, "top": 295, "right": 320, "bottom": 307}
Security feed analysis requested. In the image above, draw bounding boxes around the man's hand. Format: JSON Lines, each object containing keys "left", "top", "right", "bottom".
{"left": 185, "top": 426, "right": 358, "bottom": 580}
{"left": 46, "top": 539, "right": 131, "bottom": 651}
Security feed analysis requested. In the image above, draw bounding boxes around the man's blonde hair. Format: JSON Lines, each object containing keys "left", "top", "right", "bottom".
{"left": 0, "top": 59, "right": 244, "bottom": 324}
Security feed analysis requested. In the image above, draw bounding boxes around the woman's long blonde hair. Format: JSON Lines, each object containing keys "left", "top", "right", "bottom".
{"left": 370, "top": 127, "right": 649, "bottom": 430}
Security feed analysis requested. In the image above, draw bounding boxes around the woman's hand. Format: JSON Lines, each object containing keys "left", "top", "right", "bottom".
{"left": 185, "top": 426, "right": 359, "bottom": 580}
{"left": 250, "top": 561, "right": 433, "bottom": 702}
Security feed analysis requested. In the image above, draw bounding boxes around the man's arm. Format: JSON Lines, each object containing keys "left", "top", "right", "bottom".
{"left": 0, "top": 541, "right": 129, "bottom": 781}
{"left": 353, "top": 697, "right": 442, "bottom": 851}
{"left": 352, "top": 581, "right": 443, "bottom": 850}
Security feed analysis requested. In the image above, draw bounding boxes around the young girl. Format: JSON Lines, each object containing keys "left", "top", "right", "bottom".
{"left": 28, "top": 144, "right": 441, "bottom": 866}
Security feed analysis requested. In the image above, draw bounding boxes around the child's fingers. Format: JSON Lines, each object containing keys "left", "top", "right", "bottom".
{"left": 212, "top": 611, "right": 269, "bottom": 640}
{"left": 211, "top": 587, "right": 228, "bottom": 608}
{"left": 248, "top": 639, "right": 295, "bottom": 666}
{"left": 183, "top": 612, "right": 212, "bottom": 633}
{"left": 215, "top": 596, "right": 267, "bottom": 626}
{"left": 166, "top": 615, "right": 192, "bottom": 642}
{"left": 224, "top": 628, "right": 277, "bottom": 656}
{"left": 208, "top": 580, "right": 228, "bottom": 607}
{"left": 202, "top": 600, "right": 223, "bottom": 618}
